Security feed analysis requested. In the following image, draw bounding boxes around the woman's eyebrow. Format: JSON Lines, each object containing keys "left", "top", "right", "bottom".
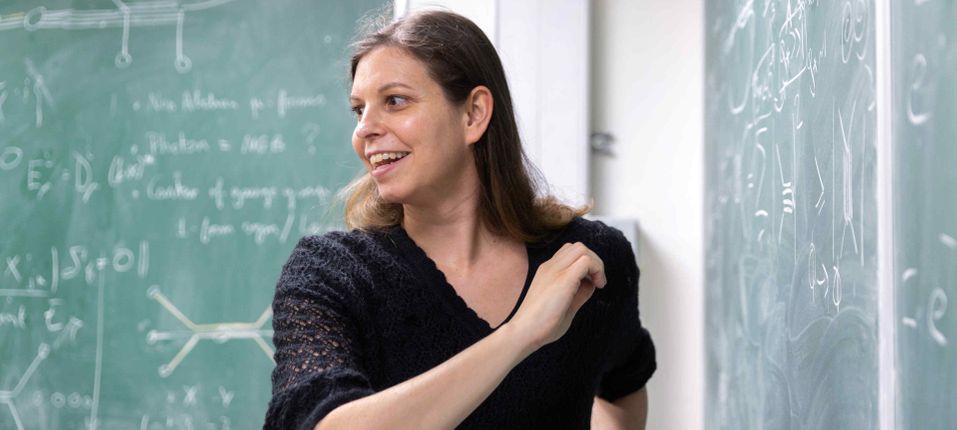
{"left": 350, "top": 82, "right": 414, "bottom": 101}
{"left": 377, "top": 82, "right": 414, "bottom": 92}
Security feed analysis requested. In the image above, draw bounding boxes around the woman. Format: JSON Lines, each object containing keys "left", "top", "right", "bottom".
{"left": 264, "top": 9, "right": 656, "bottom": 430}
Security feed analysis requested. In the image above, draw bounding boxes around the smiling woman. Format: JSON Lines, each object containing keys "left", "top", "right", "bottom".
{"left": 264, "top": 8, "right": 656, "bottom": 430}
{"left": 340, "top": 10, "right": 589, "bottom": 241}
{"left": 348, "top": 44, "right": 491, "bottom": 215}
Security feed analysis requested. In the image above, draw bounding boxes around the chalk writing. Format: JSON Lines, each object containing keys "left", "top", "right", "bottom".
{"left": 146, "top": 287, "right": 274, "bottom": 378}
{"left": 0, "top": 1, "right": 364, "bottom": 426}
{"left": 707, "top": 0, "right": 878, "bottom": 427}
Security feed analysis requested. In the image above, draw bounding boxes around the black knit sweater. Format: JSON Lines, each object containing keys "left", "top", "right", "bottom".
{"left": 263, "top": 216, "right": 656, "bottom": 429}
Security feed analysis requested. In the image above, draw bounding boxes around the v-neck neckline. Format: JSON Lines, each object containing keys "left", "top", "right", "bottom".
{"left": 385, "top": 225, "right": 542, "bottom": 335}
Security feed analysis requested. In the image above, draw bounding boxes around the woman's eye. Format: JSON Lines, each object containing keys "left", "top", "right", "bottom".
{"left": 351, "top": 96, "right": 406, "bottom": 120}
{"left": 386, "top": 95, "right": 408, "bottom": 107}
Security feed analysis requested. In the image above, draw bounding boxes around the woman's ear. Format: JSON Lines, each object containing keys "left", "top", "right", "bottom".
{"left": 463, "top": 85, "right": 493, "bottom": 146}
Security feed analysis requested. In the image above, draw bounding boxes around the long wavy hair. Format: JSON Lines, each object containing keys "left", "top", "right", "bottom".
{"left": 340, "top": 8, "right": 591, "bottom": 243}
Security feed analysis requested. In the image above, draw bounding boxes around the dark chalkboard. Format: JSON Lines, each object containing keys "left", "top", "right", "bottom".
{"left": 0, "top": 0, "right": 385, "bottom": 428}
{"left": 892, "top": 1, "right": 957, "bottom": 429}
{"left": 705, "top": 0, "right": 879, "bottom": 428}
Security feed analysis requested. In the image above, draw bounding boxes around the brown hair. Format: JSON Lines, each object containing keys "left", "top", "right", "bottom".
{"left": 340, "top": 8, "right": 591, "bottom": 243}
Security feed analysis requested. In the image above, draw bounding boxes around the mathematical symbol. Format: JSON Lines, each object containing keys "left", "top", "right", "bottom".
{"left": 5, "top": 256, "right": 22, "bottom": 282}
{"left": 146, "top": 286, "right": 274, "bottom": 377}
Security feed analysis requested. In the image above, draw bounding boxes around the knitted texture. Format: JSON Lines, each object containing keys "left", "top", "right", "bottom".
{"left": 263, "top": 217, "right": 656, "bottom": 429}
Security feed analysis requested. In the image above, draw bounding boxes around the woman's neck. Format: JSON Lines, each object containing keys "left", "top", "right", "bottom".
{"left": 402, "top": 194, "right": 506, "bottom": 272}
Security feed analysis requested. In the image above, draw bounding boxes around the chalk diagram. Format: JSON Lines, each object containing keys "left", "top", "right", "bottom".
{"left": 0, "top": 0, "right": 239, "bottom": 73}
{"left": 0, "top": 344, "right": 50, "bottom": 430}
{"left": 146, "top": 286, "right": 273, "bottom": 377}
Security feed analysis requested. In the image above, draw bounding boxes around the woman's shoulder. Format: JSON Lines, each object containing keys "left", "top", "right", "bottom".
{"left": 557, "top": 217, "right": 638, "bottom": 289}
{"left": 559, "top": 216, "right": 633, "bottom": 256}
{"left": 293, "top": 226, "right": 394, "bottom": 257}
{"left": 281, "top": 227, "right": 397, "bottom": 283}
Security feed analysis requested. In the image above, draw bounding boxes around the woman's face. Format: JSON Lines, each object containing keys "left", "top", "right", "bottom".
{"left": 350, "top": 46, "right": 474, "bottom": 206}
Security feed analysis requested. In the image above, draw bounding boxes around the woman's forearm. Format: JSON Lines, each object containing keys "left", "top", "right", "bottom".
{"left": 315, "top": 322, "right": 539, "bottom": 430}
{"left": 591, "top": 389, "right": 649, "bottom": 430}
{"left": 592, "top": 396, "right": 627, "bottom": 430}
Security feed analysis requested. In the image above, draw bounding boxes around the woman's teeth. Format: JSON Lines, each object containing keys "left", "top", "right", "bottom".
{"left": 371, "top": 152, "right": 410, "bottom": 167}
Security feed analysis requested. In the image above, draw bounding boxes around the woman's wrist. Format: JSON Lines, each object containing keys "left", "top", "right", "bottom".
{"left": 498, "top": 320, "right": 544, "bottom": 358}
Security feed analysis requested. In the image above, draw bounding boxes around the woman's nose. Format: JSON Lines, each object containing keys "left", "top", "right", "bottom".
{"left": 355, "top": 108, "right": 384, "bottom": 139}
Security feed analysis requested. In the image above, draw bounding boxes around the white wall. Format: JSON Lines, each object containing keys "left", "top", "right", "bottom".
{"left": 497, "top": 0, "right": 591, "bottom": 206}
{"left": 395, "top": 0, "right": 497, "bottom": 38}
{"left": 590, "top": 1, "right": 704, "bottom": 429}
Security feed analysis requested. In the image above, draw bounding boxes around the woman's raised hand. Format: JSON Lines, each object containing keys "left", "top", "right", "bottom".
{"left": 509, "top": 242, "right": 607, "bottom": 350}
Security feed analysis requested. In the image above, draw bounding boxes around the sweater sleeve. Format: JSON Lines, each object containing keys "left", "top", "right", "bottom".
{"left": 596, "top": 232, "right": 657, "bottom": 403}
{"left": 263, "top": 234, "right": 376, "bottom": 430}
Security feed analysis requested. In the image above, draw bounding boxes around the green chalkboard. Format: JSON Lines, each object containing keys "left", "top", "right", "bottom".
{"left": 705, "top": 1, "right": 878, "bottom": 428}
{"left": 0, "top": 0, "right": 386, "bottom": 428}
{"left": 892, "top": 1, "right": 957, "bottom": 429}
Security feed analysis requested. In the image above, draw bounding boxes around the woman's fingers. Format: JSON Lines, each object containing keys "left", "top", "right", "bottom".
{"left": 552, "top": 242, "right": 594, "bottom": 268}
{"left": 555, "top": 243, "right": 607, "bottom": 288}
{"left": 549, "top": 242, "right": 578, "bottom": 266}
{"left": 570, "top": 252, "right": 607, "bottom": 289}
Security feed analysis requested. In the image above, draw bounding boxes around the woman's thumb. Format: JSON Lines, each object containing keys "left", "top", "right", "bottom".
{"left": 570, "top": 281, "right": 596, "bottom": 313}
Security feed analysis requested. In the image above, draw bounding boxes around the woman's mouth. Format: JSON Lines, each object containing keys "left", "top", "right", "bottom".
{"left": 371, "top": 152, "right": 410, "bottom": 178}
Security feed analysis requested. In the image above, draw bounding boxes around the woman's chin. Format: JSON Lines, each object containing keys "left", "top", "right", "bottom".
{"left": 376, "top": 188, "right": 404, "bottom": 204}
